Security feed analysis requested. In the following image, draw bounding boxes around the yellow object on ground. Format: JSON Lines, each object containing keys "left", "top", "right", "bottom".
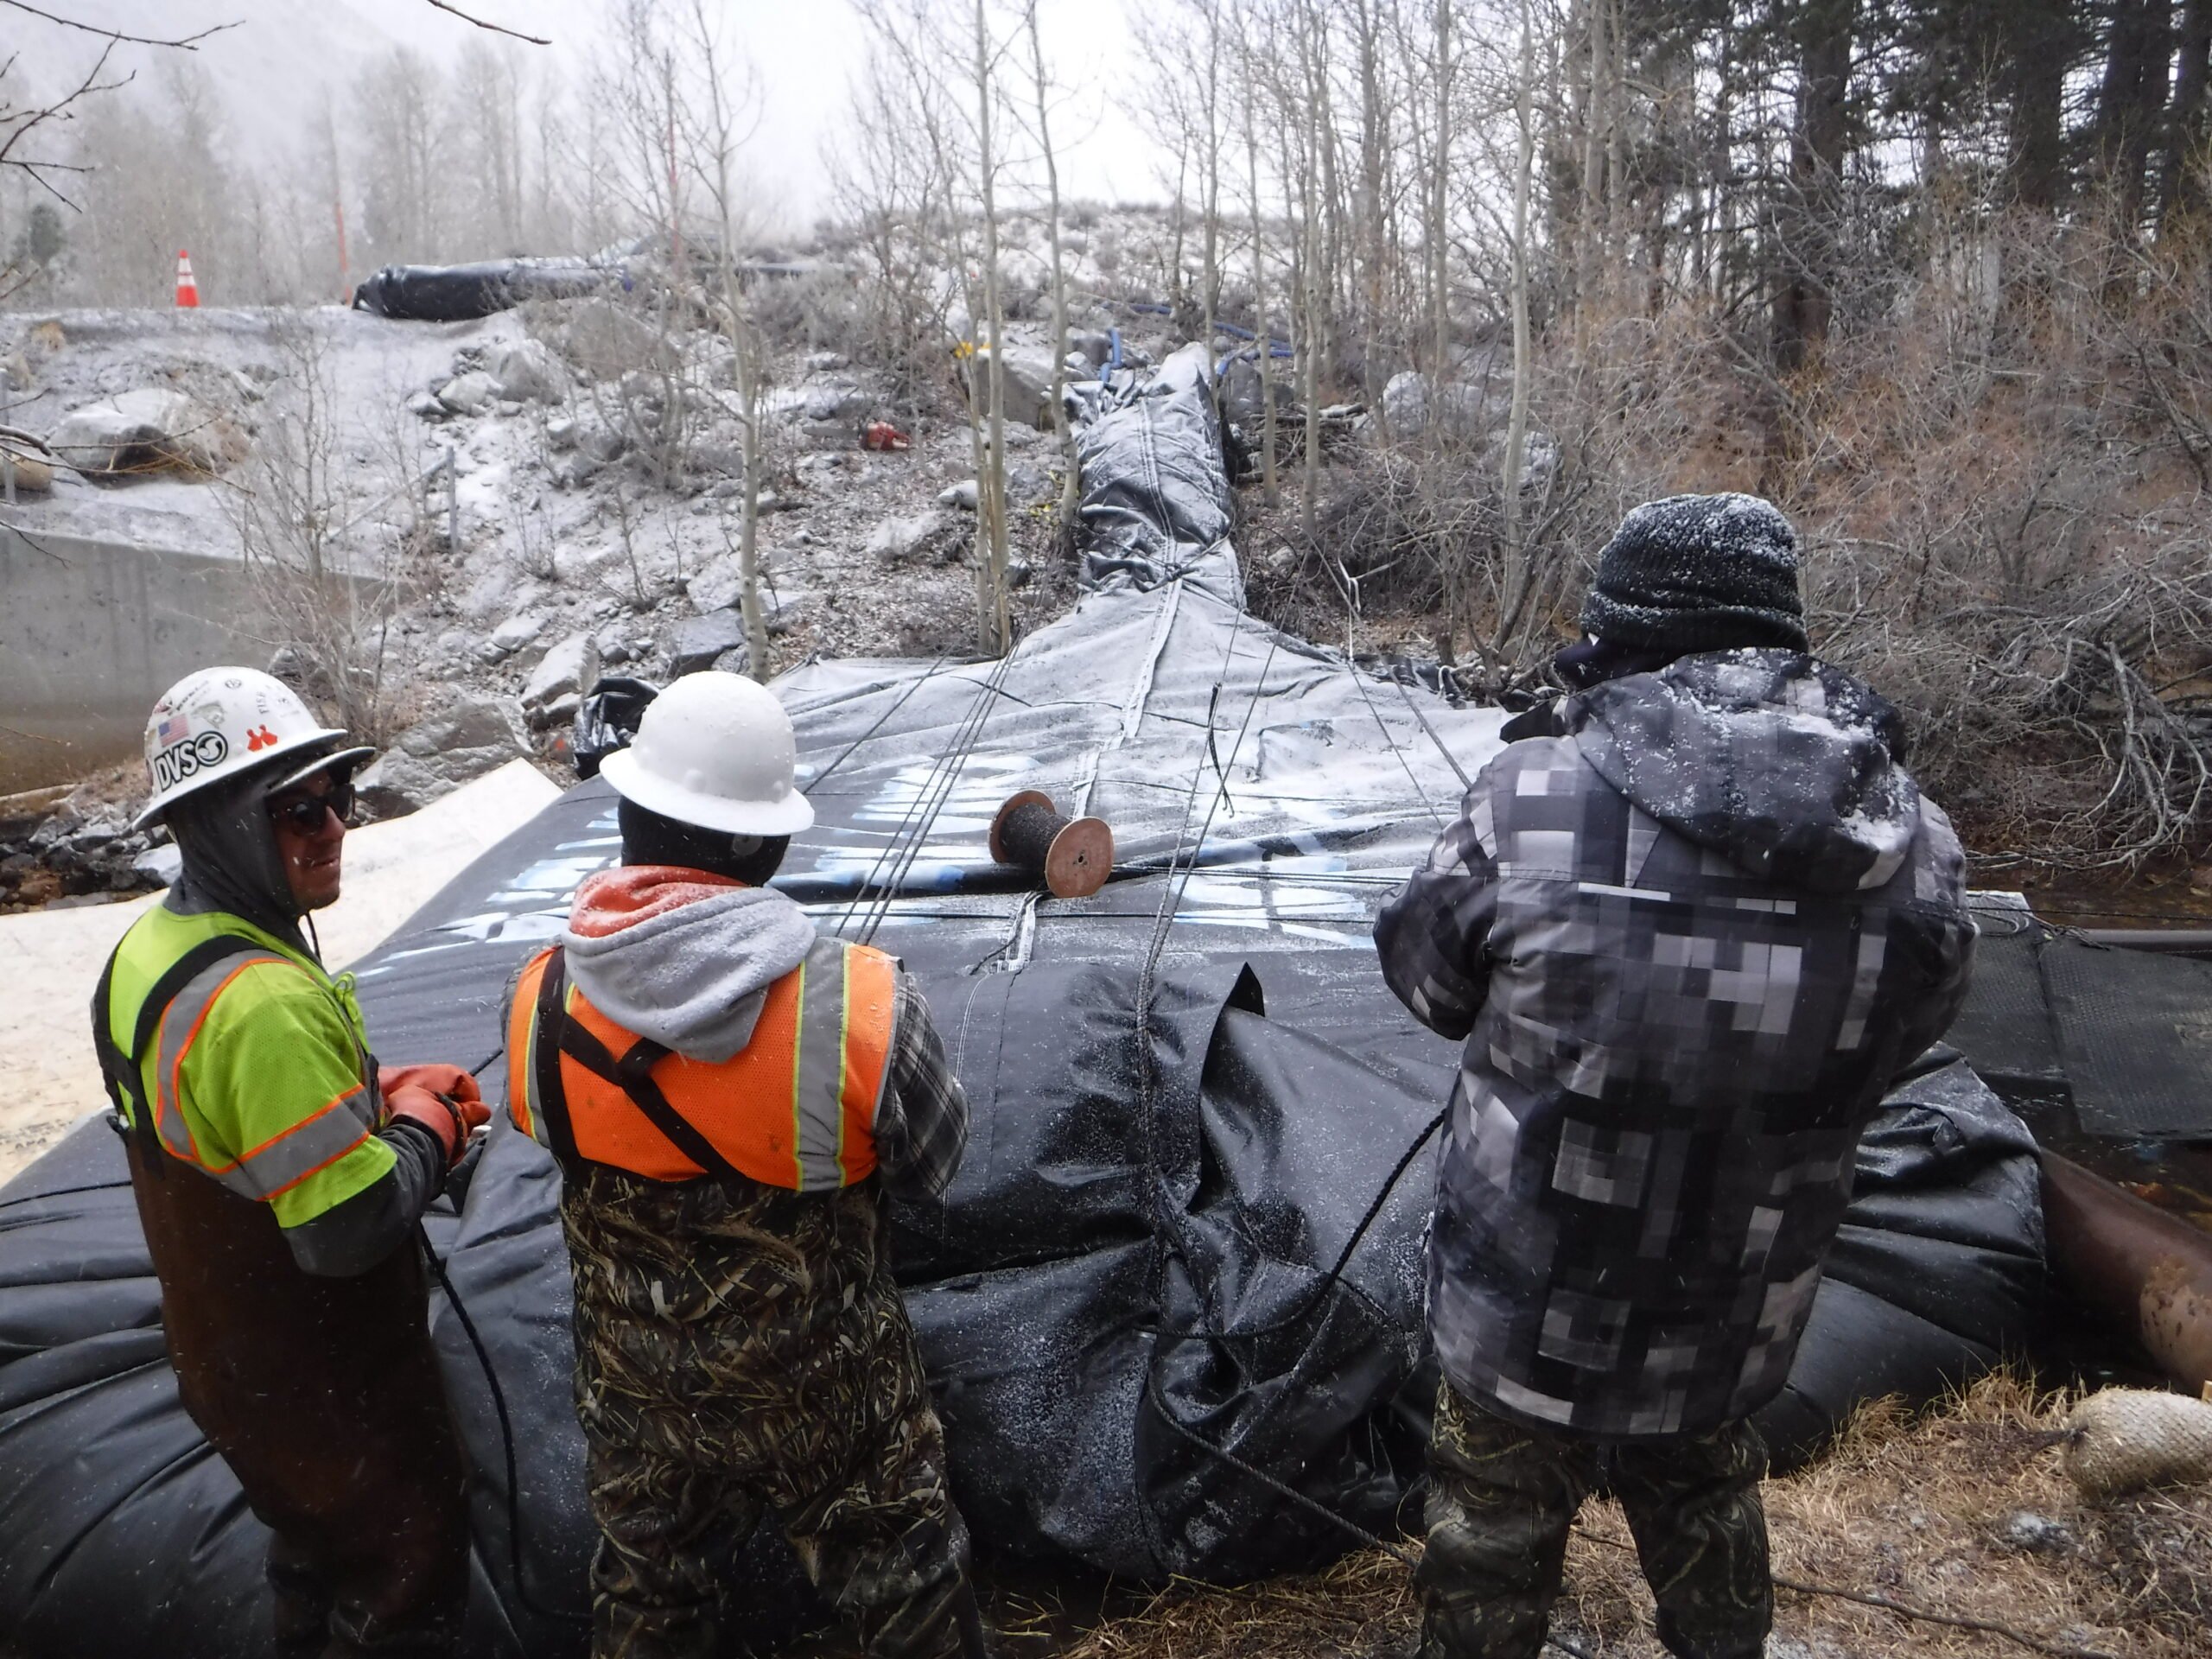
{"left": 0, "top": 760, "right": 560, "bottom": 1183}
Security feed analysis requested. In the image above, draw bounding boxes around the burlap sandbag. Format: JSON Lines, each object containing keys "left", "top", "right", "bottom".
{"left": 2063, "top": 1386, "right": 2212, "bottom": 1502}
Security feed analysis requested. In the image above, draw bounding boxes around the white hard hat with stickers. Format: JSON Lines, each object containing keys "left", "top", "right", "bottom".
{"left": 134, "top": 667, "right": 375, "bottom": 829}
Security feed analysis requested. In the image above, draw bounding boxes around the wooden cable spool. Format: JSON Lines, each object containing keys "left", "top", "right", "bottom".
{"left": 988, "top": 790, "right": 1114, "bottom": 899}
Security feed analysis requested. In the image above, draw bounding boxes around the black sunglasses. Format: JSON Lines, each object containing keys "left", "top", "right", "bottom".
{"left": 267, "top": 781, "right": 357, "bottom": 833}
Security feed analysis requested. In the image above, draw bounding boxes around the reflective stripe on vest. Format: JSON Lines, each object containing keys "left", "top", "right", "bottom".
{"left": 508, "top": 935, "right": 896, "bottom": 1190}
{"left": 124, "top": 950, "right": 379, "bottom": 1199}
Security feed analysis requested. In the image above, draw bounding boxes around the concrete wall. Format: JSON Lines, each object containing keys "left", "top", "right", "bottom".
{"left": 0, "top": 524, "right": 284, "bottom": 792}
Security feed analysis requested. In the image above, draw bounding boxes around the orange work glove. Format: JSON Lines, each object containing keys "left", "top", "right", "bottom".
{"left": 378, "top": 1064, "right": 491, "bottom": 1166}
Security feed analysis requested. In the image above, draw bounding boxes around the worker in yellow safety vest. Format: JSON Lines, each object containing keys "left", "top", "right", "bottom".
{"left": 92, "top": 666, "right": 490, "bottom": 1659}
{"left": 502, "top": 671, "right": 986, "bottom": 1659}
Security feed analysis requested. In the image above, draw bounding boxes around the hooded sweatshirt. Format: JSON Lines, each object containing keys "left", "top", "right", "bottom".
{"left": 1375, "top": 648, "right": 1975, "bottom": 1440}
{"left": 550, "top": 866, "right": 969, "bottom": 1199}
{"left": 562, "top": 868, "right": 818, "bottom": 1062}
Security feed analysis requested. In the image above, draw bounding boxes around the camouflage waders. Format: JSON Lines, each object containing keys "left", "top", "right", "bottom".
{"left": 1418, "top": 1379, "right": 1772, "bottom": 1659}
{"left": 559, "top": 1165, "right": 979, "bottom": 1659}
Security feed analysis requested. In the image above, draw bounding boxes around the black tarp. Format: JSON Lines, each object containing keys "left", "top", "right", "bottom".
{"left": 353, "top": 259, "right": 613, "bottom": 321}
{"left": 1936, "top": 896, "right": 2212, "bottom": 1140}
{"left": 0, "top": 340, "right": 2050, "bottom": 1656}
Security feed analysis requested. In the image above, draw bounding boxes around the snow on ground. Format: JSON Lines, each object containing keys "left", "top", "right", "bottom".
{"left": 0, "top": 251, "right": 1191, "bottom": 906}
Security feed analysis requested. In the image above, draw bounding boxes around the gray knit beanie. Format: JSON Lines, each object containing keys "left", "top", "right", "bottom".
{"left": 1580, "top": 493, "right": 1808, "bottom": 657}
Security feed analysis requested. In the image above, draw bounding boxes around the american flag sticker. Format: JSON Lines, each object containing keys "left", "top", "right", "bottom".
{"left": 155, "top": 714, "right": 190, "bottom": 747}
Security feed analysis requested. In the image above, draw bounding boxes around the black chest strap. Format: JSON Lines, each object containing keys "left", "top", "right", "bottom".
{"left": 92, "top": 933, "right": 275, "bottom": 1180}
{"left": 531, "top": 946, "right": 745, "bottom": 1185}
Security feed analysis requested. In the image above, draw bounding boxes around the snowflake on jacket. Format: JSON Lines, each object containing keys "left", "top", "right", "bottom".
{"left": 1376, "top": 649, "right": 1975, "bottom": 1441}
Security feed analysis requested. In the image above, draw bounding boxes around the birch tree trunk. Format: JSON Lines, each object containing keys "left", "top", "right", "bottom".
{"left": 678, "top": 0, "right": 770, "bottom": 678}
{"left": 974, "top": 0, "right": 1011, "bottom": 655}
{"left": 1298, "top": 6, "right": 1324, "bottom": 542}
{"left": 1026, "top": 3, "right": 1080, "bottom": 532}
{"left": 1498, "top": 0, "right": 1535, "bottom": 655}
{"left": 1244, "top": 67, "right": 1280, "bottom": 508}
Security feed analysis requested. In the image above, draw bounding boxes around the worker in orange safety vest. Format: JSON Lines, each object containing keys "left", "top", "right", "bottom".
{"left": 502, "top": 671, "right": 984, "bottom": 1659}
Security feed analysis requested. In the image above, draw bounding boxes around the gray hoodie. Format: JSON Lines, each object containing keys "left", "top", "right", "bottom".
{"left": 561, "top": 879, "right": 818, "bottom": 1064}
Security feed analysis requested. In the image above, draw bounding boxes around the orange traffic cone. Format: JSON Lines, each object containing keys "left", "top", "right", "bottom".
{"left": 175, "top": 251, "right": 199, "bottom": 308}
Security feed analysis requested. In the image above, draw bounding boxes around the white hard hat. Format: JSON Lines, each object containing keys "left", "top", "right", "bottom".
{"left": 598, "top": 671, "right": 816, "bottom": 837}
{"left": 134, "top": 666, "right": 373, "bottom": 830}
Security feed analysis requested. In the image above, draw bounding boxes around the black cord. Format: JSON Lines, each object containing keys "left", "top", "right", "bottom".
{"left": 0, "top": 1178, "right": 132, "bottom": 1211}
{"left": 418, "top": 1227, "right": 590, "bottom": 1628}
{"left": 1141, "top": 1367, "right": 1417, "bottom": 1567}
{"left": 804, "top": 658, "right": 951, "bottom": 795}
{"left": 1209, "top": 1108, "right": 1446, "bottom": 1344}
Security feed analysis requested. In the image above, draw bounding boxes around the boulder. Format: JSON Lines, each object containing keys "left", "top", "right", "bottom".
{"left": 667, "top": 610, "right": 746, "bottom": 676}
{"left": 938, "top": 479, "right": 980, "bottom": 512}
{"left": 1007, "top": 462, "right": 1054, "bottom": 507}
{"left": 487, "top": 338, "right": 569, "bottom": 404}
{"left": 866, "top": 509, "right": 954, "bottom": 561}
{"left": 556, "top": 299, "right": 677, "bottom": 379}
{"left": 1379, "top": 370, "right": 1493, "bottom": 435}
{"left": 522, "top": 632, "right": 601, "bottom": 728}
{"left": 436, "top": 372, "right": 498, "bottom": 416}
{"left": 0, "top": 432, "right": 56, "bottom": 493}
{"left": 794, "top": 452, "right": 868, "bottom": 491}
{"left": 483, "top": 612, "right": 544, "bottom": 661}
{"left": 803, "top": 385, "right": 869, "bottom": 423}
{"left": 46, "top": 389, "right": 240, "bottom": 475}
{"left": 1067, "top": 329, "right": 1114, "bottom": 367}
{"left": 965, "top": 345, "right": 1059, "bottom": 430}
{"left": 687, "top": 555, "right": 745, "bottom": 615}
{"left": 1218, "top": 357, "right": 1291, "bottom": 428}
{"left": 764, "top": 588, "right": 813, "bottom": 635}
{"left": 686, "top": 553, "right": 785, "bottom": 615}
{"left": 357, "top": 692, "right": 531, "bottom": 814}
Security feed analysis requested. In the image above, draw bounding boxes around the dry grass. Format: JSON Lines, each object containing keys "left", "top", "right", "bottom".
{"left": 1051, "top": 1376, "right": 2212, "bottom": 1659}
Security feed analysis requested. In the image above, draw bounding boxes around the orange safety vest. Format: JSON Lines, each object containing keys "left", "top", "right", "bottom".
{"left": 506, "top": 936, "right": 896, "bottom": 1190}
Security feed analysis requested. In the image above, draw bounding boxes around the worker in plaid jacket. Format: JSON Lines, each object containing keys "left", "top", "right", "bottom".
{"left": 1376, "top": 495, "right": 1976, "bottom": 1659}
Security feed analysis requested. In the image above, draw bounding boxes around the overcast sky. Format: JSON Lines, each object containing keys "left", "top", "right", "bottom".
{"left": 45, "top": 0, "right": 1174, "bottom": 231}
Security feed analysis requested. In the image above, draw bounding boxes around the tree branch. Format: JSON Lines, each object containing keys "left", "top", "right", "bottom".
{"left": 423, "top": 0, "right": 551, "bottom": 46}
{"left": 0, "top": 1, "right": 232, "bottom": 49}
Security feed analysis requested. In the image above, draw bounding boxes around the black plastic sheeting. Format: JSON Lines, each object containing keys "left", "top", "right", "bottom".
{"left": 1937, "top": 896, "right": 2212, "bottom": 1139}
{"left": 0, "top": 340, "right": 2050, "bottom": 1655}
{"left": 2040, "top": 937, "right": 2212, "bottom": 1139}
{"left": 1943, "top": 903, "right": 2068, "bottom": 1100}
{"left": 353, "top": 259, "right": 614, "bottom": 321}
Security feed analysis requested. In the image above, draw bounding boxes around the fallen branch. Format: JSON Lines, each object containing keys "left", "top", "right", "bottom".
{"left": 0, "top": 2, "right": 232, "bottom": 48}
{"left": 1575, "top": 1529, "right": 2120, "bottom": 1659}
{"left": 423, "top": 0, "right": 551, "bottom": 45}
{"left": 1781, "top": 1573, "right": 2117, "bottom": 1659}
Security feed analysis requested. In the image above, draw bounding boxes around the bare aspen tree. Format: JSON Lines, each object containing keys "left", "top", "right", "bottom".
{"left": 1021, "top": 1, "right": 1079, "bottom": 531}
{"left": 1420, "top": 0, "right": 1456, "bottom": 656}
{"left": 1197, "top": 0, "right": 1226, "bottom": 350}
{"left": 1293, "top": 0, "right": 1326, "bottom": 541}
{"left": 1427, "top": 0, "right": 1452, "bottom": 390}
{"left": 1241, "top": 31, "right": 1280, "bottom": 509}
{"left": 676, "top": 0, "right": 772, "bottom": 679}
{"left": 1135, "top": 0, "right": 1229, "bottom": 348}
{"left": 1497, "top": 0, "right": 1536, "bottom": 650}
{"left": 970, "top": 0, "right": 1012, "bottom": 655}
{"left": 1351, "top": 0, "right": 1391, "bottom": 409}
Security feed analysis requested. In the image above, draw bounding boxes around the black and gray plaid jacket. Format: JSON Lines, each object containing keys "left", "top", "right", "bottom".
{"left": 1377, "top": 650, "right": 1975, "bottom": 1440}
